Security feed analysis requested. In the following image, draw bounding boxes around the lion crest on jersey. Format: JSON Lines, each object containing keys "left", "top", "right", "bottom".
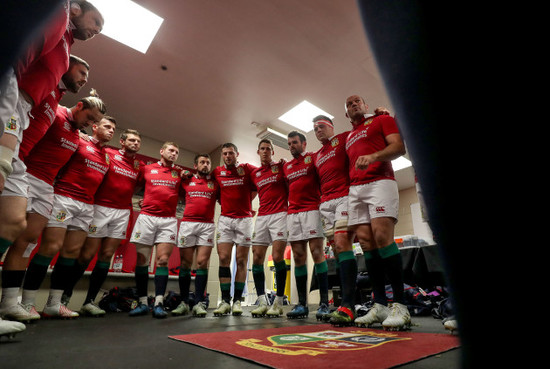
{"left": 171, "top": 170, "right": 179, "bottom": 178}
{"left": 207, "top": 181, "right": 214, "bottom": 189}
{"left": 237, "top": 167, "right": 245, "bottom": 176}
{"left": 134, "top": 160, "right": 140, "bottom": 170}
{"left": 271, "top": 165, "right": 279, "bottom": 173}
{"left": 304, "top": 156, "right": 311, "bottom": 164}
{"left": 331, "top": 137, "right": 339, "bottom": 147}
{"left": 105, "top": 153, "right": 110, "bottom": 165}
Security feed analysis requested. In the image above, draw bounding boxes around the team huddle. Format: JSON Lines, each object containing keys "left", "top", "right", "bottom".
{"left": 0, "top": 1, "right": 410, "bottom": 338}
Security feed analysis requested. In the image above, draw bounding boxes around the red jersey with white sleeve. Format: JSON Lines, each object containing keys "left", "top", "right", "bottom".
{"left": 213, "top": 163, "right": 257, "bottom": 218}
{"left": 93, "top": 147, "right": 144, "bottom": 210}
{"left": 19, "top": 85, "right": 66, "bottom": 160}
{"left": 24, "top": 106, "right": 80, "bottom": 185}
{"left": 181, "top": 174, "right": 219, "bottom": 223}
{"left": 283, "top": 152, "right": 320, "bottom": 214}
{"left": 315, "top": 131, "right": 350, "bottom": 203}
{"left": 139, "top": 162, "right": 183, "bottom": 218}
{"left": 54, "top": 136, "right": 110, "bottom": 204}
{"left": 345, "top": 115, "right": 401, "bottom": 186}
{"left": 251, "top": 161, "right": 288, "bottom": 216}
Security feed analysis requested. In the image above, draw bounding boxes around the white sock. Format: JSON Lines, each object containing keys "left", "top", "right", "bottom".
{"left": 21, "top": 289, "right": 37, "bottom": 306}
{"left": 139, "top": 296, "right": 148, "bottom": 305}
{"left": 46, "top": 289, "right": 63, "bottom": 306}
{"left": 0, "top": 287, "right": 19, "bottom": 309}
{"left": 154, "top": 295, "right": 163, "bottom": 306}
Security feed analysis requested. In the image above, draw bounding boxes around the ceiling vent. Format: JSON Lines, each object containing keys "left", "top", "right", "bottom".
{"left": 256, "top": 127, "right": 288, "bottom": 149}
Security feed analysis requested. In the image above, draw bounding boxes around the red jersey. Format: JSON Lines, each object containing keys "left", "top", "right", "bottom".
{"left": 283, "top": 152, "right": 320, "bottom": 214}
{"left": 315, "top": 132, "right": 350, "bottom": 203}
{"left": 19, "top": 85, "right": 66, "bottom": 160}
{"left": 251, "top": 161, "right": 288, "bottom": 216}
{"left": 24, "top": 106, "right": 80, "bottom": 185}
{"left": 213, "top": 163, "right": 257, "bottom": 218}
{"left": 54, "top": 137, "right": 110, "bottom": 204}
{"left": 345, "top": 115, "right": 401, "bottom": 185}
{"left": 94, "top": 147, "right": 144, "bottom": 210}
{"left": 139, "top": 162, "right": 183, "bottom": 218}
{"left": 181, "top": 174, "right": 219, "bottom": 223}
{"left": 17, "top": 26, "right": 74, "bottom": 106}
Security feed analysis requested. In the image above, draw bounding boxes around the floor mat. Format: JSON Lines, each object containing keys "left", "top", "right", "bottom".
{"left": 169, "top": 324, "right": 460, "bottom": 368}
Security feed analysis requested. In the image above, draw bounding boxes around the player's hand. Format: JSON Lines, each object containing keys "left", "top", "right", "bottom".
{"left": 138, "top": 199, "right": 144, "bottom": 208}
{"left": 355, "top": 154, "right": 375, "bottom": 170}
{"left": 374, "top": 107, "right": 390, "bottom": 116}
{"left": 181, "top": 170, "right": 193, "bottom": 178}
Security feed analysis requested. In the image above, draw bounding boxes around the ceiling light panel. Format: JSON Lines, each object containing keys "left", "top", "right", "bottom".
{"left": 278, "top": 100, "right": 334, "bottom": 133}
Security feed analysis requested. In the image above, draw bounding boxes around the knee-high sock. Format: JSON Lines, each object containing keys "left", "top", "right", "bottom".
{"left": 379, "top": 242, "right": 404, "bottom": 304}
{"left": 252, "top": 264, "right": 265, "bottom": 296}
{"left": 274, "top": 260, "right": 287, "bottom": 297}
{"left": 0, "top": 238, "right": 11, "bottom": 256}
{"left": 233, "top": 282, "right": 245, "bottom": 301}
{"left": 179, "top": 268, "right": 191, "bottom": 303}
{"left": 338, "top": 251, "right": 358, "bottom": 309}
{"left": 84, "top": 261, "right": 110, "bottom": 304}
{"left": 135, "top": 265, "right": 149, "bottom": 300}
{"left": 294, "top": 264, "right": 308, "bottom": 306}
{"left": 219, "top": 266, "right": 231, "bottom": 303}
{"left": 364, "top": 249, "right": 387, "bottom": 306}
{"left": 1, "top": 270, "right": 25, "bottom": 308}
{"left": 50, "top": 257, "right": 76, "bottom": 291}
{"left": 314, "top": 260, "right": 329, "bottom": 305}
{"left": 194, "top": 268, "right": 208, "bottom": 303}
{"left": 154, "top": 266, "right": 169, "bottom": 304}
{"left": 22, "top": 254, "right": 52, "bottom": 291}
{"left": 64, "top": 260, "right": 89, "bottom": 298}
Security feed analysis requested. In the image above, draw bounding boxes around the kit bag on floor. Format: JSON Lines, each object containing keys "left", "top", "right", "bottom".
{"left": 99, "top": 286, "right": 139, "bottom": 312}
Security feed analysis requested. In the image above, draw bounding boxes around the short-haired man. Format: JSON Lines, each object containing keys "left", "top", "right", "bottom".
{"left": 21, "top": 115, "right": 114, "bottom": 318}
{"left": 0, "top": 96, "right": 105, "bottom": 322}
{"left": 212, "top": 143, "right": 257, "bottom": 316}
{"left": 172, "top": 154, "right": 218, "bottom": 318}
{"left": 312, "top": 115, "right": 357, "bottom": 326}
{"left": 283, "top": 131, "right": 329, "bottom": 320}
{"left": 344, "top": 94, "right": 409, "bottom": 331}
{"left": 61, "top": 128, "right": 144, "bottom": 316}
{"left": 128, "top": 142, "right": 183, "bottom": 319}
{"left": 250, "top": 139, "right": 288, "bottom": 317}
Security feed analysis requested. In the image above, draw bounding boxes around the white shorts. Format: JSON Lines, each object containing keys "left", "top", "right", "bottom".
{"left": 130, "top": 213, "right": 177, "bottom": 246}
{"left": 26, "top": 174, "right": 54, "bottom": 218}
{"left": 217, "top": 215, "right": 253, "bottom": 246}
{"left": 2, "top": 90, "right": 31, "bottom": 142}
{"left": 319, "top": 196, "right": 349, "bottom": 236}
{"left": 252, "top": 211, "right": 287, "bottom": 246}
{"left": 348, "top": 179, "right": 399, "bottom": 226}
{"left": 178, "top": 221, "right": 215, "bottom": 248}
{"left": 47, "top": 194, "right": 94, "bottom": 231}
{"left": 88, "top": 205, "right": 131, "bottom": 239}
{"left": 2, "top": 154, "right": 27, "bottom": 197}
{"left": 287, "top": 210, "right": 324, "bottom": 242}
{"left": 0, "top": 69, "right": 18, "bottom": 138}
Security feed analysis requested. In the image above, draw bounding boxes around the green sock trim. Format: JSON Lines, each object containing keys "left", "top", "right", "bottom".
{"left": 379, "top": 242, "right": 400, "bottom": 259}
{"left": 295, "top": 264, "right": 308, "bottom": 277}
{"left": 252, "top": 264, "right": 264, "bottom": 273}
{"left": 136, "top": 266, "right": 149, "bottom": 275}
{"left": 314, "top": 260, "right": 328, "bottom": 274}
{"left": 0, "top": 237, "right": 11, "bottom": 253}
{"left": 57, "top": 257, "right": 75, "bottom": 266}
{"left": 155, "top": 266, "right": 169, "bottom": 276}
{"left": 235, "top": 282, "right": 245, "bottom": 290}
{"left": 274, "top": 260, "right": 287, "bottom": 272}
{"left": 364, "top": 250, "right": 375, "bottom": 261}
{"left": 220, "top": 283, "right": 231, "bottom": 291}
{"left": 196, "top": 268, "right": 208, "bottom": 276}
{"left": 179, "top": 268, "right": 191, "bottom": 277}
{"left": 96, "top": 261, "right": 110, "bottom": 269}
{"left": 32, "top": 254, "right": 53, "bottom": 266}
{"left": 338, "top": 251, "right": 355, "bottom": 263}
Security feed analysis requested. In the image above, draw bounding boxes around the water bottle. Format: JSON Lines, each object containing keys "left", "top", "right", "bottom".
{"left": 113, "top": 254, "right": 123, "bottom": 273}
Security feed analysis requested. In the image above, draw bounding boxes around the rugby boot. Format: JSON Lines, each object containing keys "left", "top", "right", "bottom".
{"left": 128, "top": 302, "right": 150, "bottom": 317}
{"left": 42, "top": 304, "right": 79, "bottom": 319}
{"left": 1, "top": 303, "right": 41, "bottom": 323}
{"left": 231, "top": 300, "right": 243, "bottom": 316}
{"left": 250, "top": 295, "right": 268, "bottom": 318}
{"left": 79, "top": 302, "right": 106, "bottom": 317}
{"left": 443, "top": 316, "right": 458, "bottom": 334}
{"left": 192, "top": 302, "right": 207, "bottom": 318}
{"left": 329, "top": 306, "right": 355, "bottom": 327}
{"left": 152, "top": 303, "right": 168, "bottom": 319}
{"left": 0, "top": 317, "right": 26, "bottom": 340}
{"left": 213, "top": 301, "right": 231, "bottom": 316}
{"left": 315, "top": 302, "right": 331, "bottom": 321}
{"left": 382, "top": 302, "right": 411, "bottom": 331}
{"left": 354, "top": 303, "right": 389, "bottom": 328}
{"left": 286, "top": 304, "right": 308, "bottom": 319}
{"left": 266, "top": 296, "right": 284, "bottom": 317}
{"left": 171, "top": 301, "right": 190, "bottom": 316}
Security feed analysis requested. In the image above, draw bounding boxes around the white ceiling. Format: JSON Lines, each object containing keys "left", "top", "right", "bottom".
{"left": 64, "top": 0, "right": 415, "bottom": 190}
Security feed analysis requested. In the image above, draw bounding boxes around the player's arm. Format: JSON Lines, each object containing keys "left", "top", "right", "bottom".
{"left": 355, "top": 133, "right": 405, "bottom": 170}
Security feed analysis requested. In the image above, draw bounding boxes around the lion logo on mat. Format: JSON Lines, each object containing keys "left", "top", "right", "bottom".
{"left": 236, "top": 330, "right": 410, "bottom": 356}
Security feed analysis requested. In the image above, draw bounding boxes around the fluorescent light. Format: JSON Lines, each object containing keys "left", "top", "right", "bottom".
{"left": 278, "top": 100, "right": 334, "bottom": 132}
{"left": 392, "top": 156, "right": 412, "bottom": 171}
{"left": 88, "top": 0, "right": 163, "bottom": 53}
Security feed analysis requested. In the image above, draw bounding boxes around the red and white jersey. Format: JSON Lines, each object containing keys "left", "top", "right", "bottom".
{"left": 213, "top": 163, "right": 257, "bottom": 218}
{"left": 315, "top": 131, "right": 350, "bottom": 203}
{"left": 54, "top": 136, "right": 110, "bottom": 204}
{"left": 181, "top": 174, "right": 219, "bottom": 223}
{"left": 283, "top": 152, "right": 320, "bottom": 214}
{"left": 139, "top": 162, "right": 183, "bottom": 218}
{"left": 251, "top": 161, "right": 288, "bottom": 216}
{"left": 19, "top": 85, "right": 66, "bottom": 160}
{"left": 345, "top": 115, "right": 401, "bottom": 185}
{"left": 17, "top": 24, "right": 74, "bottom": 106}
{"left": 24, "top": 106, "right": 80, "bottom": 185}
{"left": 94, "top": 147, "right": 144, "bottom": 210}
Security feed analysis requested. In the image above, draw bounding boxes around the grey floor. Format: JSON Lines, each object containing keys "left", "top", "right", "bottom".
{"left": 0, "top": 305, "right": 461, "bottom": 369}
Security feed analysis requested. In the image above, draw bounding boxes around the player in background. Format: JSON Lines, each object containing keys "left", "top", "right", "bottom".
{"left": 249, "top": 139, "right": 288, "bottom": 317}
{"left": 212, "top": 143, "right": 257, "bottom": 316}
{"left": 283, "top": 131, "right": 329, "bottom": 320}
{"left": 172, "top": 154, "right": 218, "bottom": 318}
{"left": 128, "top": 142, "right": 183, "bottom": 319}
{"left": 21, "top": 115, "right": 114, "bottom": 319}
